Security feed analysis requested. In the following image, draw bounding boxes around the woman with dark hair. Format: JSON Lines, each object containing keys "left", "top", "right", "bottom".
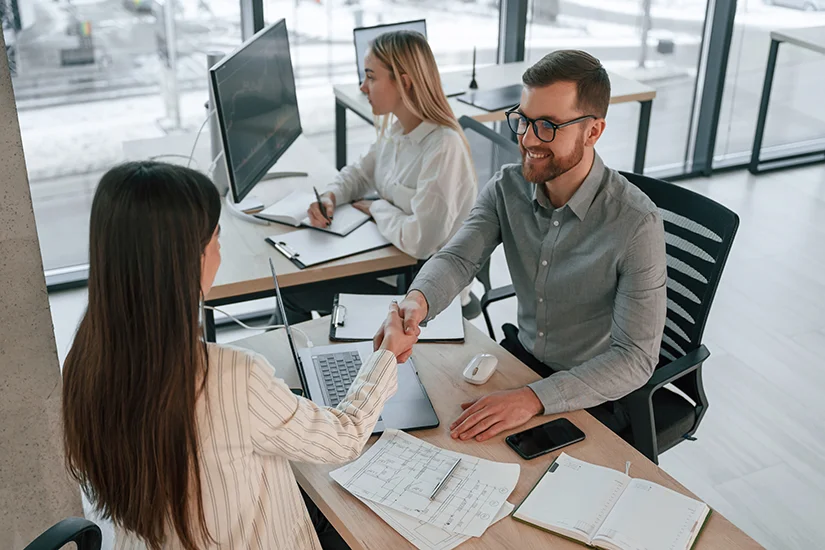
{"left": 62, "top": 161, "right": 416, "bottom": 550}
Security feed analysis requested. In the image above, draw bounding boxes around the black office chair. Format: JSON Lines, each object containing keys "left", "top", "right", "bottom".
{"left": 24, "top": 517, "right": 102, "bottom": 550}
{"left": 479, "top": 171, "right": 739, "bottom": 464}
{"left": 457, "top": 116, "right": 521, "bottom": 323}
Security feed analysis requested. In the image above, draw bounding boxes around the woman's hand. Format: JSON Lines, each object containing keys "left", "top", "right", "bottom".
{"left": 351, "top": 200, "right": 374, "bottom": 216}
{"left": 307, "top": 192, "right": 336, "bottom": 228}
{"left": 378, "top": 302, "right": 420, "bottom": 363}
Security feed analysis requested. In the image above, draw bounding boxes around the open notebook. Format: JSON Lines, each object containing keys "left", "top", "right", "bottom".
{"left": 513, "top": 453, "right": 711, "bottom": 550}
{"left": 254, "top": 190, "right": 370, "bottom": 237}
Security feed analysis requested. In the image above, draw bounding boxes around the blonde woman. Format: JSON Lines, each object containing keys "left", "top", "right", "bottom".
{"left": 284, "top": 30, "right": 476, "bottom": 323}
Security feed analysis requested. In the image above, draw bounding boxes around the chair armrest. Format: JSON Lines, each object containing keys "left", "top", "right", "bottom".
{"left": 644, "top": 345, "right": 710, "bottom": 392}
{"left": 24, "top": 517, "right": 102, "bottom": 550}
{"left": 624, "top": 345, "right": 710, "bottom": 464}
{"left": 480, "top": 284, "right": 515, "bottom": 309}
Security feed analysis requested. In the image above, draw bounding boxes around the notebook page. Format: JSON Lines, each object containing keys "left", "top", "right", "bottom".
{"left": 593, "top": 478, "right": 710, "bottom": 550}
{"left": 258, "top": 190, "right": 311, "bottom": 225}
{"left": 301, "top": 203, "right": 370, "bottom": 236}
{"left": 514, "top": 453, "right": 630, "bottom": 543}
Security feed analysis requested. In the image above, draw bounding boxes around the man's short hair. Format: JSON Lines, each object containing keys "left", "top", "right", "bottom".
{"left": 522, "top": 50, "right": 611, "bottom": 119}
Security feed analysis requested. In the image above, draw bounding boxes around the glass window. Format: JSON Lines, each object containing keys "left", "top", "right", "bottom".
{"left": 4, "top": 0, "right": 241, "bottom": 275}
{"left": 714, "top": 0, "right": 825, "bottom": 167}
{"left": 526, "top": 0, "right": 709, "bottom": 176}
{"left": 264, "top": 0, "right": 502, "bottom": 139}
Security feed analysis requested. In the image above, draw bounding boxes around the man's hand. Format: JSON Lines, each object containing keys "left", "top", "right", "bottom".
{"left": 449, "top": 387, "right": 544, "bottom": 442}
{"left": 373, "top": 290, "right": 429, "bottom": 351}
{"left": 351, "top": 200, "right": 373, "bottom": 216}
{"left": 377, "top": 302, "right": 419, "bottom": 363}
{"left": 307, "top": 191, "right": 336, "bottom": 228}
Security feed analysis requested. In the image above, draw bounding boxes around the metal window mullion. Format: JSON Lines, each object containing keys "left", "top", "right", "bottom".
{"left": 240, "top": 0, "right": 265, "bottom": 41}
{"left": 690, "top": 0, "right": 737, "bottom": 176}
{"left": 498, "top": 0, "right": 528, "bottom": 64}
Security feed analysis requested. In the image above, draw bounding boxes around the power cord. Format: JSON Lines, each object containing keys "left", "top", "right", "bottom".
{"left": 204, "top": 304, "right": 314, "bottom": 348}
{"left": 207, "top": 150, "right": 225, "bottom": 177}
{"left": 188, "top": 110, "right": 217, "bottom": 169}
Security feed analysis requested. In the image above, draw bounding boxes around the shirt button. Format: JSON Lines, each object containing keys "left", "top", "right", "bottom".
{"left": 553, "top": 221, "right": 559, "bottom": 227}
{"left": 538, "top": 298, "right": 544, "bottom": 303}
{"left": 542, "top": 260, "right": 548, "bottom": 266}
{"left": 538, "top": 331, "right": 545, "bottom": 337}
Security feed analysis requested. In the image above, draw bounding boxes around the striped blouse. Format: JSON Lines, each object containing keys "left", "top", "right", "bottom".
{"left": 113, "top": 343, "right": 398, "bottom": 549}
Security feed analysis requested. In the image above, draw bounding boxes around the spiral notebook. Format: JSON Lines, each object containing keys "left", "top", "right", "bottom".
{"left": 254, "top": 190, "right": 371, "bottom": 237}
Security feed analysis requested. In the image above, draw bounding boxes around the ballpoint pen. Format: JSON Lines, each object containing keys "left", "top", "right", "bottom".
{"left": 429, "top": 458, "right": 461, "bottom": 501}
{"left": 313, "top": 186, "right": 331, "bottom": 224}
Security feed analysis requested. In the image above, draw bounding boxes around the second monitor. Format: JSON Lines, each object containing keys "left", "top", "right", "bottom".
{"left": 210, "top": 19, "right": 305, "bottom": 207}
{"left": 352, "top": 19, "right": 465, "bottom": 98}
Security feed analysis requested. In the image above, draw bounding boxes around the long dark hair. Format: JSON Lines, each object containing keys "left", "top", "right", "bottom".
{"left": 62, "top": 161, "right": 221, "bottom": 549}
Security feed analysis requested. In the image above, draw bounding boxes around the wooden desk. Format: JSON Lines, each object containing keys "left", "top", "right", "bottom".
{"left": 750, "top": 26, "right": 825, "bottom": 174}
{"left": 232, "top": 319, "right": 760, "bottom": 549}
{"left": 123, "top": 134, "right": 417, "bottom": 340}
{"left": 333, "top": 61, "right": 657, "bottom": 174}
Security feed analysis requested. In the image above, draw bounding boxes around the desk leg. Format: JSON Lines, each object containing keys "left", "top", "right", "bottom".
{"left": 336, "top": 98, "right": 347, "bottom": 170}
{"left": 634, "top": 100, "right": 653, "bottom": 175}
{"left": 749, "top": 39, "right": 780, "bottom": 175}
{"left": 204, "top": 306, "right": 216, "bottom": 343}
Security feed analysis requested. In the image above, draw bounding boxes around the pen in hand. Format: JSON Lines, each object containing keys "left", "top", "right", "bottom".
{"left": 314, "top": 186, "right": 331, "bottom": 225}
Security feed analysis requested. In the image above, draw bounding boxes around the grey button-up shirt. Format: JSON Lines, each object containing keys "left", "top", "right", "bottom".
{"left": 409, "top": 154, "right": 667, "bottom": 415}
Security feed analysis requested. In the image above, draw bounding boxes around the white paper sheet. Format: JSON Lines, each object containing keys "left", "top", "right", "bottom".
{"left": 360, "top": 498, "right": 514, "bottom": 550}
{"left": 330, "top": 430, "right": 520, "bottom": 538}
{"left": 269, "top": 221, "right": 390, "bottom": 267}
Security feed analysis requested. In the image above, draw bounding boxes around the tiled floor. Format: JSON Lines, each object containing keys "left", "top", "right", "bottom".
{"left": 48, "top": 154, "right": 825, "bottom": 550}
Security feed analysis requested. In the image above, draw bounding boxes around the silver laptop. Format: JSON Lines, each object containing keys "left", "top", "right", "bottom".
{"left": 353, "top": 20, "right": 465, "bottom": 98}
{"left": 268, "top": 260, "right": 439, "bottom": 434}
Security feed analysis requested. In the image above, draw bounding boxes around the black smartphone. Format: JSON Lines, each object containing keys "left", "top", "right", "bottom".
{"left": 505, "top": 418, "right": 585, "bottom": 460}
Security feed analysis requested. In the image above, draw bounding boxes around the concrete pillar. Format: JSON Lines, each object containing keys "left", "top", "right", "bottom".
{"left": 0, "top": 30, "right": 82, "bottom": 548}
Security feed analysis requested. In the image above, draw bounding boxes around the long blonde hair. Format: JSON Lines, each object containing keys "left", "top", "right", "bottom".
{"left": 370, "top": 31, "right": 471, "bottom": 155}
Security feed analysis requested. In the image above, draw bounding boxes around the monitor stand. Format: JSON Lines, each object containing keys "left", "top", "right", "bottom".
{"left": 225, "top": 193, "right": 268, "bottom": 225}
{"left": 261, "top": 171, "right": 309, "bottom": 182}
{"left": 223, "top": 171, "right": 310, "bottom": 225}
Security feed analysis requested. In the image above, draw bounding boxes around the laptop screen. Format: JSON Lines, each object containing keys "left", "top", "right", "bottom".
{"left": 268, "top": 259, "right": 310, "bottom": 394}
{"left": 353, "top": 19, "right": 427, "bottom": 85}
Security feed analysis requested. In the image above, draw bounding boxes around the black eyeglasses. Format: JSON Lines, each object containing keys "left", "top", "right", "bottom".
{"left": 505, "top": 106, "right": 596, "bottom": 143}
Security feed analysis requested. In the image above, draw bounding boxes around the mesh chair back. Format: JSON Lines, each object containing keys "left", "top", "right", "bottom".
{"left": 459, "top": 116, "right": 521, "bottom": 191}
{"left": 620, "top": 172, "right": 739, "bottom": 366}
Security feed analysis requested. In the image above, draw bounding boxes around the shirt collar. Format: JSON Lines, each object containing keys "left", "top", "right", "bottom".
{"left": 567, "top": 153, "right": 605, "bottom": 221}
{"left": 531, "top": 153, "right": 605, "bottom": 221}
{"left": 390, "top": 120, "right": 439, "bottom": 145}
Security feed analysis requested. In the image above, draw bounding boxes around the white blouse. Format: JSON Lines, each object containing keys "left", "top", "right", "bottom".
{"left": 327, "top": 120, "right": 477, "bottom": 260}
{"left": 113, "top": 343, "right": 397, "bottom": 549}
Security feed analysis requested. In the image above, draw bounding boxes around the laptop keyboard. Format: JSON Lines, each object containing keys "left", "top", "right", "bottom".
{"left": 313, "top": 351, "right": 362, "bottom": 407}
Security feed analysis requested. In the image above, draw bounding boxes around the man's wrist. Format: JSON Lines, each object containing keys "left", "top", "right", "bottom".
{"left": 406, "top": 290, "right": 430, "bottom": 317}
{"left": 521, "top": 386, "right": 545, "bottom": 416}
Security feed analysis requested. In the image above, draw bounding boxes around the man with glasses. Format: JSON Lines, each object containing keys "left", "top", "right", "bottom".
{"left": 374, "top": 50, "right": 667, "bottom": 442}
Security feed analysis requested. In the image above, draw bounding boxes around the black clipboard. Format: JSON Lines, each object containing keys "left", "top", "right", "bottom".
{"left": 455, "top": 83, "right": 522, "bottom": 112}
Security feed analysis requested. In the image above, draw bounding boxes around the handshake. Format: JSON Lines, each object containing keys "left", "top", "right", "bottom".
{"left": 371, "top": 290, "right": 430, "bottom": 363}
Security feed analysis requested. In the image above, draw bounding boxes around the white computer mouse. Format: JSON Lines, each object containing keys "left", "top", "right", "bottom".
{"left": 462, "top": 353, "right": 498, "bottom": 385}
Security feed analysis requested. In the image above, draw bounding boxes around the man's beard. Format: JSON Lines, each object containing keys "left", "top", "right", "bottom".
{"left": 520, "top": 138, "right": 585, "bottom": 184}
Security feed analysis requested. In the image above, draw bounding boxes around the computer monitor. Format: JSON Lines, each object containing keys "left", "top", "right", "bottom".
{"left": 210, "top": 19, "right": 302, "bottom": 204}
{"left": 353, "top": 19, "right": 427, "bottom": 85}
